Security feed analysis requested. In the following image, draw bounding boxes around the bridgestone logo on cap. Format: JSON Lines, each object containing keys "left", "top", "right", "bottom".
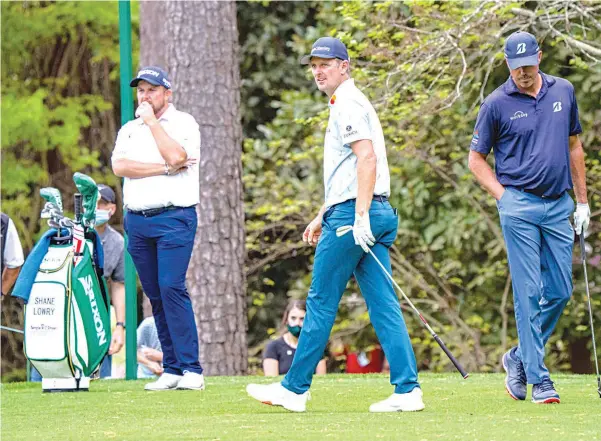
{"left": 312, "top": 46, "right": 331, "bottom": 53}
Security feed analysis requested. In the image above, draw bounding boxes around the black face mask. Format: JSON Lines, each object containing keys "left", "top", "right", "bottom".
{"left": 287, "top": 324, "right": 302, "bottom": 337}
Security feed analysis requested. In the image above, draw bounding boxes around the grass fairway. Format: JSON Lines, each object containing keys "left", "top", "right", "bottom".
{"left": 2, "top": 373, "right": 600, "bottom": 441}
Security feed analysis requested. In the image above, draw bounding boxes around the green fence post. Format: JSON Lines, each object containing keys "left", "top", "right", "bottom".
{"left": 118, "top": 0, "right": 138, "bottom": 380}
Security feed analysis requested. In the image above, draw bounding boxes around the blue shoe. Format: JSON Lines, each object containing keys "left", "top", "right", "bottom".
{"left": 532, "top": 378, "right": 560, "bottom": 404}
{"left": 502, "top": 348, "right": 527, "bottom": 400}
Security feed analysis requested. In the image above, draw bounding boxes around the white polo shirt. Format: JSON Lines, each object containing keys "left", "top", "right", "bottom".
{"left": 3, "top": 217, "right": 24, "bottom": 269}
{"left": 323, "top": 79, "right": 391, "bottom": 208}
{"left": 112, "top": 104, "right": 200, "bottom": 211}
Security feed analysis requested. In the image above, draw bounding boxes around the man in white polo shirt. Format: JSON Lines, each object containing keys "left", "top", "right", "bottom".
{"left": 246, "top": 38, "right": 423, "bottom": 413}
{"left": 112, "top": 66, "right": 203, "bottom": 391}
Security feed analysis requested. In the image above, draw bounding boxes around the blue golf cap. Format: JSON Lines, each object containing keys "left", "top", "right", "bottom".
{"left": 130, "top": 66, "right": 172, "bottom": 89}
{"left": 504, "top": 31, "right": 540, "bottom": 70}
{"left": 300, "top": 37, "right": 349, "bottom": 65}
{"left": 97, "top": 184, "right": 116, "bottom": 204}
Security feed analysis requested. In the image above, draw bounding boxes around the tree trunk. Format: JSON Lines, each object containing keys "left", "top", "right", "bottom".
{"left": 140, "top": 1, "right": 247, "bottom": 375}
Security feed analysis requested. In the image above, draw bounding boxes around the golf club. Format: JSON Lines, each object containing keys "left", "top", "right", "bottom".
{"left": 580, "top": 233, "right": 601, "bottom": 399}
{"left": 336, "top": 225, "right": 469, "bottom": 379}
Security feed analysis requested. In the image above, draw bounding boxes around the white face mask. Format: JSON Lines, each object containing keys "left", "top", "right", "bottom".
{"left": 95, "top": 209, "right": 111, "bottom": 226}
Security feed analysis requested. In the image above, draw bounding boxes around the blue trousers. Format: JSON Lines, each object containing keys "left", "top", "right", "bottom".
{"left": 125, "top": 207, "right": 202, "bottom": 376}
{"left": 282, "top": 199, "right": 420, "bottom": 394}
{"left": 498, "top": 188, "right": 574, "bottom": 384}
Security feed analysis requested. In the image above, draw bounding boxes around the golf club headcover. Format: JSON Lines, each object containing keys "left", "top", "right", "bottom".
{"left": 73, "top": 172, "right": 98, "bottom": 227}
{"left": 40, "top": 187, "right": 63, "bottom": 214}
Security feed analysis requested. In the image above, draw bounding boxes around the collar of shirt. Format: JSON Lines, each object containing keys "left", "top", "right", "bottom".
{"left": 328, "top": 78, "right": 355, "bottom": 108}
{"left": 503, "top": 71, "right": 556, "bottom": 99}
{"left": 136, "top": 103, "right": 177, "bottom": 126}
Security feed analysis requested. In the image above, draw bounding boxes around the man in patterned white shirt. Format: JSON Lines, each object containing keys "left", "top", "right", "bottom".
{"left": 112, "top": 66, "right": 203, "bottom": 391}
{"left": 246, "top": 38, "right": 423, "bottom": 413}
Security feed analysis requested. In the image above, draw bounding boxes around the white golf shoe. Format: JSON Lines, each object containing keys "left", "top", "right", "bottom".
{"left": 369, "top": 387, "right": 425, "bottom": 412}
{"left": 176, "top": 371, "right": 205, "bottom": 390}
{"left": 246, "top": 382, "right": 310, "bottom": 412}
{"left": 144, "top": 373, "right": 183, "bottom": 391}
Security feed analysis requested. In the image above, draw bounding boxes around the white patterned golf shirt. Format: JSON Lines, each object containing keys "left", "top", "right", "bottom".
{"left": 323, "top": 79, "right": 391, "bottom": 208}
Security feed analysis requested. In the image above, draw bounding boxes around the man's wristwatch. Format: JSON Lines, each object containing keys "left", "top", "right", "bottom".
{"left": 164, "top": 162, "right": 170, "bottom": 176}
{"left": 116, "top": 322, "right": 125, "bottom": 329}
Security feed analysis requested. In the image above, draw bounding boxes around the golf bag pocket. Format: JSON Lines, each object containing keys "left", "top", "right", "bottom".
{"left": 70, "top": 245, "right": 111, "bottom": 376}
{"left": 25, "top": 245, "right": 72, "bottom": 377}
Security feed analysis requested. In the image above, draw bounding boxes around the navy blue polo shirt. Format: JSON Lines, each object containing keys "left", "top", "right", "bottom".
{"left": 470, "top": 72, "right": 582, "bottom": 197}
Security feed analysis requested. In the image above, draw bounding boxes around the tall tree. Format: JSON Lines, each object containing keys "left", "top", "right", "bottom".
{"left": 140, "top": 1, "right": 247, "bottom": 375}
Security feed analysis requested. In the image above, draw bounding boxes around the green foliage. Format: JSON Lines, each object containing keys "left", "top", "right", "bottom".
{"left": 1, "top": 1, "right": 139, "bottom": 248}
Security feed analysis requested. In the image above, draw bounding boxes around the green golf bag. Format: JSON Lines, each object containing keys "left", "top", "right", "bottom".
{"left": 23, "top": 174, "right": 111, "bottom": 390}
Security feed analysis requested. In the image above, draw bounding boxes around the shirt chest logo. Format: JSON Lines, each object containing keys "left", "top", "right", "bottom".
{"left": 510, "top": 110, "right": 528, "bottom": 121}
{"left": 553, "top": 101, "right": 562, "bottom": 112}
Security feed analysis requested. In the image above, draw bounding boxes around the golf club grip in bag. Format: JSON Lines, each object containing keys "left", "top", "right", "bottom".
{"left": 74, "top": 193, "right": 83, "bottom": 223}
{"left": 434, "top": 335, "right": 469, "bottom": 379}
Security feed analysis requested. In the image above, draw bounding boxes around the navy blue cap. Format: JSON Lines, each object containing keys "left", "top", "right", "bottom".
{"left": 130, "top": 66, "right": 172, "bottom": 89}
{"left": 504, "top": 31, "right": 540, "bottom": 69}
{"left": 300, "top": 37, "right": 349, "bottom": 65}
{"left": 97, "top": 184, "right": 116, "bottom": 204}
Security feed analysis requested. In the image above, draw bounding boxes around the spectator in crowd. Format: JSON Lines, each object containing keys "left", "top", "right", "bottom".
{"left": 1, "top": 212, "right": 25, "bottom": 298}
{"left": 95, "top": 184, "right": 126, "bottom": 360}
{"left": 137, "top": 316, "right": 163, "bottom": 378}
{"left": 263, "top": 300, "right": 326, "bottom": 376}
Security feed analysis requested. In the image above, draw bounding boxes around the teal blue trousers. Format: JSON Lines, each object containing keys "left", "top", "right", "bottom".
{"left": 282, "top": 199, "right": 420, "bottom": 394}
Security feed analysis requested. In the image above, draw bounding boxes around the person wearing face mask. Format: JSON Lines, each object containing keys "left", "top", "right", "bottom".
{"left": 95, "top": 184, "right": 126, "bottom": 365}
{"left": 468, "top": 31, "right": 590, "bottom": 404}
{"left": 263, "top": 300, "right": 327, "bottom": 376}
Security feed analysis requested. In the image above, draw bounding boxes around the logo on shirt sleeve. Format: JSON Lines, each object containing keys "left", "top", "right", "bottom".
{"left": 343, "top": 124, "right": 358, "bottom": 139}
{"left": 553, "top": 101, "right": 562, "bottom": 112}
{"left": 471, "top": 130, "right": 479, "bottom": 146}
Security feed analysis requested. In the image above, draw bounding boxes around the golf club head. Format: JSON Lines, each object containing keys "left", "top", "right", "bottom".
{"left": 40, "top": 187, "right": 63, "bottom": 214}
{"left": 59, "top": 218, "right": 74, "bottom": 229}
{"left": 41, "top": 202, "right": 60, "bottom": 219}
{"left": 47, "top": 219, "right": 61, "bottom": 229}
{"left": 336, "top": 225, "right": 353, "bottom": 237}
{"left": 42, "top": 210, "right": 61, "bottom": 220}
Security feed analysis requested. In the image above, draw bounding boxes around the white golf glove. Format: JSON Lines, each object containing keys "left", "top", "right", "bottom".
{"left": 573, "top": 203, "right": 591, "bottom": 235}
{"left": 353, "top": 212, "right": 375, "bottom": 253}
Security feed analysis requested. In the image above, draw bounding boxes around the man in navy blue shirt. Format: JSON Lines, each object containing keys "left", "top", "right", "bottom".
{"left": 468, "top": 31, "right": 590, "bottom": 404}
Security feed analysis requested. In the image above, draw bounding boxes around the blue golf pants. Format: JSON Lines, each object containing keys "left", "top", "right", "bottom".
{"left": 125, "top": 207, "right": 202, "bottom": 376}
{"left": 282, "top": 199, "right": 420, "bottom": 394}
{"left": 497, "top": 188, "right": 574, "bottom": 384}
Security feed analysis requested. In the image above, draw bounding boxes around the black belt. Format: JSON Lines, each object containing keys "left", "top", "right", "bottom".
{"left": 128, "top": 205, "right": 181, "bottom": 217}
{"left": 373, "top": 195, "right": 388, "bottom": 202}
{"left": 514, "top": 188, "right": 565, "bottom": 200}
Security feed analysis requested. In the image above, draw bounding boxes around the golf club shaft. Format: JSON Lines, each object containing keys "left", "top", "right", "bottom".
{"left": 0, "top": 325, "right": 24, "bottom": 334}
{"left": 365, "top": 247, "right": 469, "bottom": 379}
{"left": 580, "top": 234, "right": 601, "bottom": 398}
